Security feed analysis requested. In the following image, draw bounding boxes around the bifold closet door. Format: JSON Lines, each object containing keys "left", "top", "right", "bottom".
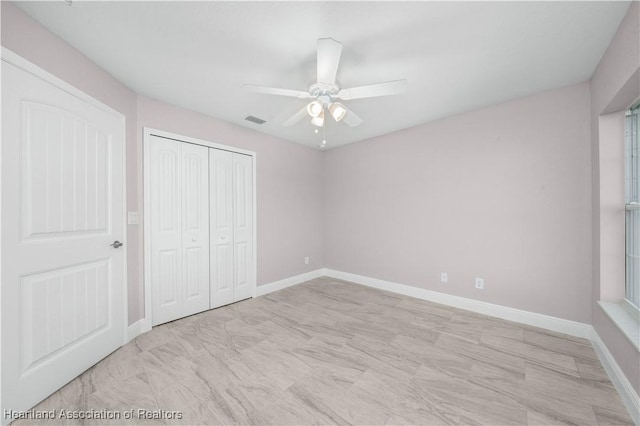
{"left": 149, "top": 136, "right": 210, "bottom": 325}
{"left": 232, "top": 153, "right": 254, "bottom": 301}
{"left": 210, "top": 149, "right": 254, "bottom": 309}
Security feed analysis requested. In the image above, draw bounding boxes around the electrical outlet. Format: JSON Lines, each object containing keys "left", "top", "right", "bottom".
{"left": 304, "top": 257, "right": 309, "bottom": 265}
{"left": 475, "top": 277, "right": 484, "bottom": 289}
{"left": 440, "top": 272, "right": 448, "bottom": 283}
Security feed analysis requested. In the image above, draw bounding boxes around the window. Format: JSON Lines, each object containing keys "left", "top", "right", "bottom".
{"left": 625, "top": 104, "right": 640, "bottom": 310}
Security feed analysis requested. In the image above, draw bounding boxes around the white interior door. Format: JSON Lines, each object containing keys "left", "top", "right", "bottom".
{"left": 233, "top": 153, "right": 254, "bottom": 302}
{"left": 148, "top": 136, "right": 209, "bottom": 326}
{"left": 1, "top": 56, "right": 125, "bottom": 414}
{"left": 210, "top": 149, "right": 234, "bottom": 309}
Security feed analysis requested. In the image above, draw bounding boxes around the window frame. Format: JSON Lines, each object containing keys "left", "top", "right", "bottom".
{"left": 624, "top": 104, "right": 640, "bottom": 314}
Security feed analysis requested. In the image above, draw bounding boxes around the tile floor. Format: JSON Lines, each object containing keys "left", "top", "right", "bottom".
{"left": 16, "top": 277, "right": 633, "bottom": 425}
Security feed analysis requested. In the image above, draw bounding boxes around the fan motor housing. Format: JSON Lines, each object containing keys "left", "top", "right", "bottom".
{"left": 308, "top": 83, "right": 339, "bottom": 102}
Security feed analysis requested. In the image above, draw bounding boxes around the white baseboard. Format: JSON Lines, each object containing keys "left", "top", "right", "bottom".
{"left": 323, "top": 269, "right": 592, "bottom": 339}
{"left": 591, "top": 329, "right": 640, "bottom": 426}
{"left": 126, "top": 318, "right": 151, "bottom": 343}
{"left": 255, "top": 269, "right": 325, "bottom": 297}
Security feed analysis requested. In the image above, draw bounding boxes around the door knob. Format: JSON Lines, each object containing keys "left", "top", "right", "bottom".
{"left": 110, "top": 240, "right": 123, "bottom": 249}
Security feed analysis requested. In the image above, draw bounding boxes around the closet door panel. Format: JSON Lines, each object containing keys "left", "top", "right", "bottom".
{"left": 210, "top": 149, "right": 234, "bottom": 308}
{"left": 149, "top": 136, "right": 182, "bottom": 325}
{"left": 233, "top": 153, "right": 254, "bottom": 301}
{"left": 181, "top": 143, "right": 210, "bottom": 315}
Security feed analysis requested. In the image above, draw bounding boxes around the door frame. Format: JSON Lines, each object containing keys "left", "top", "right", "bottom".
{"left": 1, "top": 48, "right": 129, "bottom": 417}
{"left": 142, "top": 128, "right": 257, "bottom": 327}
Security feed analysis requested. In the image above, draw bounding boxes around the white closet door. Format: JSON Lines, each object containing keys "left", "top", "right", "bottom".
{"left": 233, "top": 153, "right": 254, "bottom": 301}
{"left": 210, "top": 149, "right": 235, "bottom": 308}
{"left": 149, "top": 137, "right": 209, "bottom": 325}
{"left": 180, "top": 143, "right": 210, "bottom": 317}
{"left": 149, "top": 137, "right": 181, "bottom": 325}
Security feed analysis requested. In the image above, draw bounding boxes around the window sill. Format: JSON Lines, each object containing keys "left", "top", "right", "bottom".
{"left": 598, "top": 301, "right": 640, "bottom": 351}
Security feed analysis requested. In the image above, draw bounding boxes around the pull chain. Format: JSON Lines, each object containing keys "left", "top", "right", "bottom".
{"left": 320, "top": 119, "right": 327, "bottom": 149}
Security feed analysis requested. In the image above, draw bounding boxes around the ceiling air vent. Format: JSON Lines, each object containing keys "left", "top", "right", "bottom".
{"left": 245, "top": 115, "right": 266, "bottom": 125}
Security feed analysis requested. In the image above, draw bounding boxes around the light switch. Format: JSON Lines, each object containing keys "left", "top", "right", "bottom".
{"left": 128, "top": 212, "right": 139, "bottom": 225}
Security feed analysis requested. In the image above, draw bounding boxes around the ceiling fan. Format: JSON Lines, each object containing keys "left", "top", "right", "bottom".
{"left": 243, "top": 38, "right": 407, "bottom": 129}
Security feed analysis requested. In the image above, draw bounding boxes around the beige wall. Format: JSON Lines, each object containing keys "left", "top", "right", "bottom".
{"left": 589, "top": 0, "right": 640, "bottom": 395}
{"left": 323, "top": 83, "right": 593, "bottom": 323}
{"left": 1, "top": 3, "right": 325, "bottom": 325}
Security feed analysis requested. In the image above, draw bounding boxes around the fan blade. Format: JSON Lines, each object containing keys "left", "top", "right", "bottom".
{"left": 283, "top": 107, "right": 309, "bottom": 127}
{"left": 341, "top": 105, "right": 363, "bottom": 127}
{"left": 243, "top": 84, "right": 310, "bottom": 99}
{"left": 337, "top": 79, "right": 407, "bottom": 100}
{"left": 317, "top": 38, "right": 342, "bottom": 85}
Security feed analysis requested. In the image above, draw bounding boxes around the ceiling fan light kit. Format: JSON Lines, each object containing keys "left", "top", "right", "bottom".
{"left": 328, "top": 102, "right": 346, "bottom": 122}
{"left": 307, "top": 100, "right": 323, "bottom": 118}
{"left": 243, "top": 37, "right": 407, "bottom": 147}
{"left": 310, "top": 111, "right": 325, "bottom": 127}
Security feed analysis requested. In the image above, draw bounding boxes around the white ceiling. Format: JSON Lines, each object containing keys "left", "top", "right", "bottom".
{"left": 14, "top": 1, "right": 630, "bottom": 149}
